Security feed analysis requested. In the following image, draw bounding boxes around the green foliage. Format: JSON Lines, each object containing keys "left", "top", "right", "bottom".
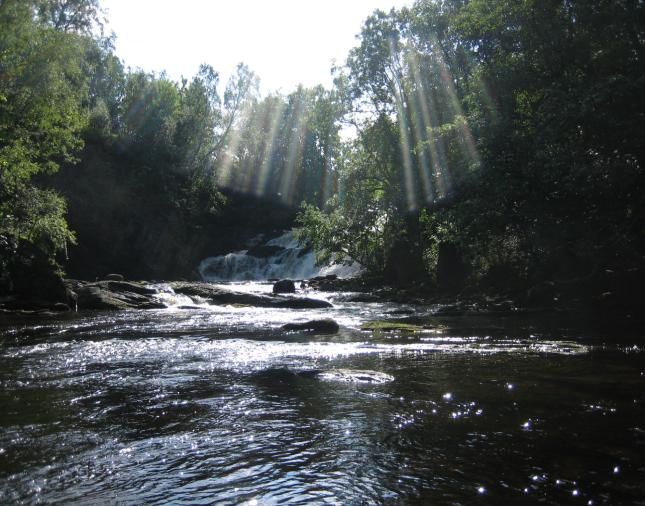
{"left": 2, "top": 0, "right": 643, "bottom": 301}
{"left": 35, "top": 0, "right": 103, "bottom": 33}
{"left": 298, "top": 0, "right": 644, "bottom": 294}
{"left": 224, "top": 85, "right": 344, "bottom": 207}
{"left": 1, "top": 0, "right": 90, "bottom": 292}
{"left": 296, "top": 114, "right": 419, "bottom": 275}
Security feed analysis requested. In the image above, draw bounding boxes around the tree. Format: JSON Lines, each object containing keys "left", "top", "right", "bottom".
{"left": 221, "top": 85, "right": 344, "bottom": 207}
{"left": 35, "top": 0, "right": 103, "bottom": 33}
{"left": 0, "top": 0, "right": 91, "bottom": 294}
{"left": 299, "top": 0, "right": 645, "bottom": 294}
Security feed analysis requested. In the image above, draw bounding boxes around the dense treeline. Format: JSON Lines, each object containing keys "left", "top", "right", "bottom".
{"left": 0, "top": 0, "right": 334, "bottom": 293}
{"left": 1, "top": 0, "right": 643, "bottom": 311}
{"left": 297, "top": 0, "right": 645, "bottom": 307}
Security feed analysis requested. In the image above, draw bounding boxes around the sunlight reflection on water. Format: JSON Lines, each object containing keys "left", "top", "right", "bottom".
{"left": 1, "top": 285, "right": 644, "bottom": 504}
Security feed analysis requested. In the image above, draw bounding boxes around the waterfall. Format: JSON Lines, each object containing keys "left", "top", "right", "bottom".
{"left": 198, "top": 230, "right": 361, "bottom": 282}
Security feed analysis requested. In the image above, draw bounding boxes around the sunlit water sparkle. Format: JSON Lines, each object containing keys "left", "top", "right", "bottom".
{"left": 1, "top": 282, "right": 644, "bottom": 504}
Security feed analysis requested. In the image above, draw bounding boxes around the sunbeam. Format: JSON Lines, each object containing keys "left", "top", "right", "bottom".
{"left": 119, "top": 79, "right": 155, "bottom": 150}
{"left": 279, "top": 91, "right": 307, "bottom": 205}
{"left": 255, "top": 97, "right": 286, "bottom": 197}
{"left": 407, "top": 50, "right": 435, "bottom": 203}
{"left": 409, "top": 48, "right": 452, "bottom": 199}
{"left": 216, "top": 98, "right": 256, "bottom": 189}
{"left": 319, "top": 135, "right": 338, "bottom": 206}
{"left": 430, "top": 35, "right": 480, "bottom": 169}
{"left": 390, "top": 38, "right": 418, "bottom": 211}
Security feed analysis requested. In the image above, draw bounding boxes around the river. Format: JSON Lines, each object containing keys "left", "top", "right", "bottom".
{"left": 1, "top": 282, "right": 644, "bottom": 504}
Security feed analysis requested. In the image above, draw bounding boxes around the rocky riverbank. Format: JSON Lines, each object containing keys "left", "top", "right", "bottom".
{"left": 1, "top": 272, "right": 642, "bottom": 333}
{"left": 0, "top": 278, "right": 334, "bottom": 315}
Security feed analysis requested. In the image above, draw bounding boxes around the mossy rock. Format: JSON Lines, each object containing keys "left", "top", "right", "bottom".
{"left": 283, "top": 318, "right": 339, "bottom": 333}
{"left": 361, "top": 320, "right": 428, "bottom": 332}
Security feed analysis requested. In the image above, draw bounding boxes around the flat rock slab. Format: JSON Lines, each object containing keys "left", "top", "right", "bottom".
{"left": 171, "top": 282, "right": 332, "bottom": 309}
{"left": 62, "top": 280, "right": 333, "bottom": 311}
{"left": 282, "top": 318, "right": 339, "bottom": 333}
{"left": 361, "top": 320, "right": 428, "bottom": 332}
{"left": 72, "top": 280, "right": 165, "bottom": 310}
{"left": 314, "top": 368, "right": 394, "bottom": 384}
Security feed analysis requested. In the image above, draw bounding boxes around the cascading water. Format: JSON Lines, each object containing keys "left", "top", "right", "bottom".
{"left": 198, "top": 230, "right": 361, "bottom": 282}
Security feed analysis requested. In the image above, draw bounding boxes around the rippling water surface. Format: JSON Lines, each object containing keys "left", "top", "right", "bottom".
{"left": 1, "top": 283, "right": 644, "bottom": 504}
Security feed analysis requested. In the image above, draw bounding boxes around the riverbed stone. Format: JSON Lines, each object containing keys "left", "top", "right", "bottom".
{"left": 361, "top": 320, "right": 426, "bottom": 332}
{"left": 283, "top": 318, "right": 339, "bottom": 333}
{"left": 74, "top": 280, "right": 165, "bottom": 310}
{"left": 171, "top": 282, "right": 332, "bottom": 309}
{"left": 273, "top": 279, "right": 296, "bottom": 294}
{"left": 316, "top": 368, "right": 394, "bottom": 384}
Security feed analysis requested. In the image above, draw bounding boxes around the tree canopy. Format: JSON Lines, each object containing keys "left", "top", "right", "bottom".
{"left": 297, "top": 0, "right": 645, "bottom": 296}
{"left": 1, "top": 0, "right": 643, "bottom": 306}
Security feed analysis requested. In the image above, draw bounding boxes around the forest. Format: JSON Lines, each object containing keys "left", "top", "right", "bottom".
{"left": 1, "top": 0, "right": 644, "bottom": 317}
{"left": 2, "top": 2, "right": 645, "bottom": 502}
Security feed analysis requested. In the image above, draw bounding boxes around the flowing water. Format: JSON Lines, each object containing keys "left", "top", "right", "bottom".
{"left": 1, "top": 283, "right": 644, "bottom": 505}
{"left": 198, "top": 231, "right": 361, "bottom": 282}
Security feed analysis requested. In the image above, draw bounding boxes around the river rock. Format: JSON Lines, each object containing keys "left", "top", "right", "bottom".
{"left": 273, "top": 279, "right": 296, "bottom": 294}
{"left": 282, "top": 318, "right": 339, "bottom": 333}
{"left": 273, "top": 298, "right": 332, "bottom": 309}
{"left": 104, "top": 273, "right": 125, "bottom": 281}
{"left": 171, "top": 282, "right": 332, "bottom": 309}
{"left": 73, "top": 280, "right": 165, "bottom": 310}
{"left": 316, "top": 369, "right": 394, "bottom": 384}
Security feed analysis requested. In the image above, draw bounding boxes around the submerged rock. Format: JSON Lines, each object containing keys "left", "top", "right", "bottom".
{"left": 338, "top": 293, "right": 381, "bottom": 303}
{"left": 386, "top": 308, "right": 415, "bottom": 315}
{"left": 361, "top": 320, "right": 427, "bottom": 332}
{"left": 282, "top": 318, "right": 339, "bottom": 333}
{"left": 251, "top": 367, "right": 394, "bottom": 385}
{"left": 316, "top": 368, "right": 394, "bottom": 384}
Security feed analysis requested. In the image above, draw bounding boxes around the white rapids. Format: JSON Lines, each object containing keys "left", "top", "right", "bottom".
{"left": 198, "top": 230, "right": 361, "bottom": 282}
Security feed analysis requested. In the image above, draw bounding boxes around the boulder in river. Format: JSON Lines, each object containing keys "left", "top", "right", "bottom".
{"left": 282, "top": 318, "right": 339, "bottom": 333}
{"left": 72, "top": 280, "right": 165, "bottom": 310}
{"left": 273, "top": 279, "right": 296, "bottom": 294}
